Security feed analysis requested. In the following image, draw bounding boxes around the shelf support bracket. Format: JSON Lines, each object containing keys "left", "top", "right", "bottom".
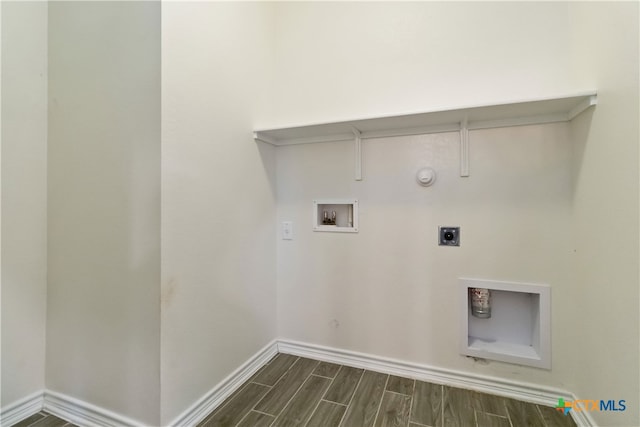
{"left": 352, "top": 127, "right": 362, "bottom": 181}
{"left": 460, "top": 117, "right": 469, "bottom": 177}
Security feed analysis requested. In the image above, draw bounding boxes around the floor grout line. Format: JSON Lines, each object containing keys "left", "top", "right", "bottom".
{"left": 200, "top": 372, "right": 260, "bottom": 426}
{"left": 407, "top": 379, "right": 416, "bottom": 426}
{"left": 26, "top": 414, "right": 47, "bottom": 427}
{"left": 233, "top": 408, "right": 276, "bottom": 427}
{"left": 371, "top": 374, "right": 390, "bottom": 427}
{"left": 303, "top": 379, "right": 330, "bottom": 427}
{"left": 310, "top": 373, "right": 333, "bottom": 380}
{"left": 385, "top": 388, "right": 414, "bottom": 397}
{"left": 320, "top": 398, "right": 347, "bottom": 406}
{"left": 311, "top": 373, "right": 336, "bottom": 379}
{"left": 505, "top": 400, "right": 514, "bottom": 427}
{"left": 252, "top": 381, "right": 275, "bottom": 388}
{"left": 336, "top": 367, "right": 365, "bottom": 427}
{"left": 269, "top": 360, "right": 320, "bottom": 425}
{"left": 249, "top": 355, "right": 302, "bottom": 415}
{"left": 319, "top": 365, "right": 338, "bottom": 403}
{"left": 229, "top": 355, "right": 302, "bottom": 427}
{"left": 534, "top": 404, "right": 547, "bottom": 427}
{"left": 305, "top": 366, "right": 342, "bottom": 427}
{"left": 258, "top": 355, "right": 295, "bottom": 427}
{"left": 25, "top": 414, "right": 77, "bottom": 427}
{"left": 441, "top": 383, "right": 445, "bottom": 427}
{"left": 234, "top": 409, "right": 252, "bottom": 427}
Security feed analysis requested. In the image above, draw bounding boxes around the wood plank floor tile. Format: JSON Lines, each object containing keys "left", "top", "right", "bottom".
{"left": 236, "top": 411, "right": 275, "bottom": 427}
{"left": 254, "top": 357, "right": 319, "bottom": 416}
{"left": 184, "top": 354, "right": 578, "bottom": 427}
{"left": 11, "top": 413, "right": 47, "bottom": 427}
{"left": 272, "top": 375, "right": 331, "bottom": 427}
{"left": 323, "top": 366, "right": 364, "bottom": 405}
{"left": 340, "top": 370, "right": 388, "bottom": 427}
{"left": 504, "top": 398, "right": 545, "bottom": 427}
{"left": 475, "top": 411, "right": 510, "bottom": 427}
{"left": 306, "top": 401, "right": 347, "bottom": 427}
{"left": 27, "top": 415, "right": 68, "bottom": 427}
{"left": 200, "top": 383, "right": 270, "bottom": 427}
{"left": 410, "top": 381, "right": 441, "bottom": 427}
{"left": 471, "top": 391, "right": 508, "bottom": 417}
{"left": 442, "top": 386, "right": 475, "bottom": 427}
{"left": 313, "top": 361, "right": 341, "bottom": 378}
{"left": 537, "top": 404, "right": 577, "bottom": 427}
{"left": 199, "top": 377, "right": 263, "bottom": 426}
{"left": 252, "top": 353, "right": 299, "bottom": 386}
{"left": 386, "top": 376, "right": 415, "bottom": 395}
{"left": 374, "top": 391, "right": 411, "bottom": 427}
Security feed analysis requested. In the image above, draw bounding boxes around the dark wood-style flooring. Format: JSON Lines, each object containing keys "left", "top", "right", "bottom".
{"left": 197, "top": 353, "right": 577, "bottom": 427}
{"left": 9, "top": 354, "right": 576, "bottom": 427}
{"left": 9, "top": 411, "right": 77, "bottom": 427}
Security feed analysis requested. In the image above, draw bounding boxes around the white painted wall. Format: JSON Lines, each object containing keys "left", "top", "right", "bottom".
{"left": 1, "top": 0, "right": 3, "bottom": 408}
{"left": 269, "top": 2, "right": 576, "bottom": 127}
{"left": 1, "top": 0, "right": 48, "bottom": 409}
{"left": 277, "top": 125, "right": 573, "bottom": 384}
{"left": 567, "top": 3, "right": 639, "bottom": 425}
{"left": 161, "top": 3, "right": 277, "bottom": 424}
{"left": 274, "top": 2, "right": 638, "bottom": 426}
{"left": 1, "top": 3, "right": 636, "bottom": 425}
{"left": 47, "top": 3, "right": 160, "bottom": 424}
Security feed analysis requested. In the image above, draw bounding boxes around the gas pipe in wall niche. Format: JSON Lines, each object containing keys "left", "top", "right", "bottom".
{"left": 470, "top": 288, "right": 491, "bottom": 318}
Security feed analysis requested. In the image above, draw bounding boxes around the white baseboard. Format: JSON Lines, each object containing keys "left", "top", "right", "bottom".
{"left": 277, "top": 339, "right": 592, "bottom": 427}
{"left": 0, "top": 391, "right": 43, "bottom": 427}
{"left": 1, "top": 339, "right": 594, "bottom": 427}
{"left": 168, "top": 340, "right": 278, "bottom": 427}
{"left": 43, "top": 390, "right": 146, "bottom": 427}
{"left": 568, "top": 406, "right": 598, "bottom": 427}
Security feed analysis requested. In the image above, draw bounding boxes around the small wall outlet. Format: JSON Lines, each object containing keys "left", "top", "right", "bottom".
{"left": 439, "top": 227, "right": 460, "bottom": 246}
{"left": 282, "top": 221, "right": 293, "bottom": 240}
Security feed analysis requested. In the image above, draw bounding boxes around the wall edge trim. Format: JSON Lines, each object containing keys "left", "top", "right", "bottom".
{"left": 566, "top": 396, "right": 599, "bottom": 427}
{"left": 43, "top": 390, "right": 147, "bottom": 427}
{"left": 0, "top": 390, "right": 44, "bottom": 426}
{"left": 167, "top": 339, "right": 278, "bottom": 427}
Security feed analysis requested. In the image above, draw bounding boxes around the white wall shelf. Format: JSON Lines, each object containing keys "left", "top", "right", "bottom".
{"left": 254, "top": 93, "right": 596, "bottom": 146}
{"left": 254, "top": 92, "right": 596, "bottom": 179}
{"left": 460, "top": 278, "right": 551, "bottom": 369}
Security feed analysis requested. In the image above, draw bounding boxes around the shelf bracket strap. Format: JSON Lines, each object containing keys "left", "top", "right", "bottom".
{"left": 352, "top": 127, "right": 362, "bottom": 181}
{"left": 460, "top": 118, "right": 469, "bottom": 177}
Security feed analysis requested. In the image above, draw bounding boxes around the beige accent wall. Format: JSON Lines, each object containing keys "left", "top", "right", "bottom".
{"left": 1, "top": 0, "right": 48, "bottom": 409}
{"left": 160, "top": 3, "right": 277, "bottom": 424}
{"left": 567, "top": 2, "right": 639, "bottom": 425}
{"left": 46, "top": 2, "right": 161, "bottom": 424}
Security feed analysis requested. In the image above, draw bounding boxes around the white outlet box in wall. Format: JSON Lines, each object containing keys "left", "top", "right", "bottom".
{"left": 313, "top": 199, "right": 358, "bottom": 233}
{"left": 460, "top": 278, "right": 551, "bottom": 369}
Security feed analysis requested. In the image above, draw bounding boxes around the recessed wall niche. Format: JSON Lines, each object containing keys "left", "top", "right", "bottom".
{"left": 313, "top": 199, "right": 358, "bottom": 233}
{"left": 460, "top": 278, "right": 551, "bottom": 369}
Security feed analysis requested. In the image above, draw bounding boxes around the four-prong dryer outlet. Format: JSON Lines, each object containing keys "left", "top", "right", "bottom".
{"left": 439, "top": 227, "right": 460, "bottom": 246}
